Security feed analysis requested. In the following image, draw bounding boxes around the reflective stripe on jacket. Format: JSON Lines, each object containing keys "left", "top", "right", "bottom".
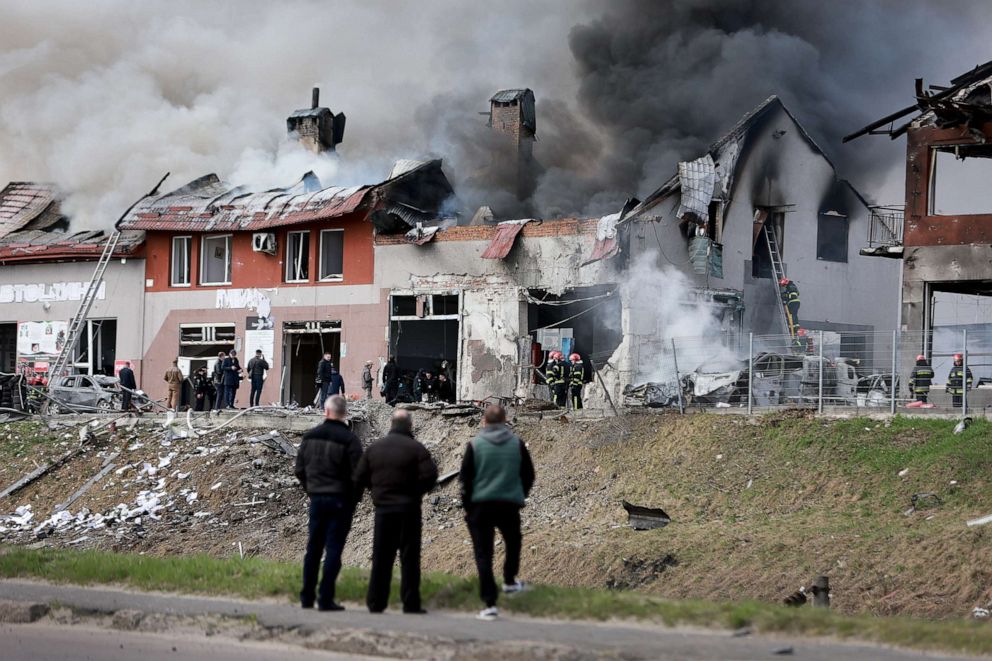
{"left": 947, "top": 366, "right": 973, "bottom": 395}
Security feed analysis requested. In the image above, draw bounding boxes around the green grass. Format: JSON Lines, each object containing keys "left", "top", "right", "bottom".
{"left": 1, "top": 546, "right": 991, "bottom": 656}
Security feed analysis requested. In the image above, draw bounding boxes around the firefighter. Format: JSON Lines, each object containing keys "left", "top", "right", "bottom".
{"left": 568, "top": 353, "right": 585, "bottom": 410}
{"left": 909, "top": 354, "right": 934, "bottom": 404}
{"left": 794, "top": 328, "right": 814, "bottom": 354}
{"left": 547, "top": 351, "right": 567, "bottom": 407}
{"left": 779, "top": 278, "right": 800, "bottom": 334}
{"left": 947, "top": 353, "right": 973, "bottom": 408}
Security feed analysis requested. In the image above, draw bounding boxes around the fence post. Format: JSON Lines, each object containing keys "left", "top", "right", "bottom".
{"left": 890, "top": 330, "right": 898, "bottom": 415}
{"left": 963, "top": 328, "right": 968, "bottom": 418}
{"left": 818, "top": 330, "right": 824, "bottom": 414}
{"left": 671, "top": 338, "right": 684, "bottom": 415}
{"left": 747, "top": 332, "right": 754, "bottom": 415}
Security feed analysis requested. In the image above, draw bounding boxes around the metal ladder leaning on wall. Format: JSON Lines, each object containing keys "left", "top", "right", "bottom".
{"left": 48, "top": 173, "right": 171, "bottom": 383}
{"left": 763, "top": 222, "right": 796, "bottom": 339}
{"left": 48, "top": 230, "right": 122, "bottom": 380}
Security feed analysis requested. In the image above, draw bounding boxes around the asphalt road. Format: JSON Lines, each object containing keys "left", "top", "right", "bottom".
{"left": 0, "top": 623, "right": 374, "bottom": 661}
{"left": 0, "top": 580, "right": 979, "bottom": 661}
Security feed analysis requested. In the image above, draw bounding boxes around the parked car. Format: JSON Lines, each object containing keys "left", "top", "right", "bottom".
{"left": 47, "top": 374, "right": 121, "bottom": 413}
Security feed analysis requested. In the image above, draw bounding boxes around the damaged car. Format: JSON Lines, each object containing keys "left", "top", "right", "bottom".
{"left": 46, "top": 374, "right": 122, "bottom": 413}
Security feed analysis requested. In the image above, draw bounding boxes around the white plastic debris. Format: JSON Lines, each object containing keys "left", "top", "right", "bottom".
{"left": 210, "top": 482, "right": 223, "bottom": 491}
{"left": 897, "top": 468, "right": 909, "bottom": 477}
{"left": 186, "top": 492, "right": 198, "bottom": 504}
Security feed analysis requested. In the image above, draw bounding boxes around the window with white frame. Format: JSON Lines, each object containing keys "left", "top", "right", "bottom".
{"left": 200, "top": 235, "right": 232, "bottom": 285}
{"left": 285, "top": 230, "right": 310, "bottom": 282}
{"left": 171, "top": 236, "right": 191, "bottom": 287}
{"left": 319, "top": 229, "right": 344, "bottom": 281}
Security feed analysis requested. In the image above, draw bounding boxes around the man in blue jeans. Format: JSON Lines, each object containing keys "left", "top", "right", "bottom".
{"left": 294, "top": 395, "right": 363, "bottom": 610}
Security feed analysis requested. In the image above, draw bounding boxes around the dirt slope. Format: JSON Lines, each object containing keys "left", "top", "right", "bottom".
{"left": 1, "top": 409, "right": 990, "bottom": 619}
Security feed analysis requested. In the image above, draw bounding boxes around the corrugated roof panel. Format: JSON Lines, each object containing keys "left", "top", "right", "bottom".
{"left": 480, "top": 220, "right": 530, "bottom": 259}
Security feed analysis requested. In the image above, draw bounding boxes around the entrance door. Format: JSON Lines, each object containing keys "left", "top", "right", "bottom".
{"left": 282, "top": 321, "right": 341, "bottom": 406}
{"left": 0, "top": 323, "right": 15, "bottom": 373}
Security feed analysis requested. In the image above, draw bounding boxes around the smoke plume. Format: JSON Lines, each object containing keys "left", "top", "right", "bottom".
{"left": 1, "top": 1, "right": 990, "bottom": 228}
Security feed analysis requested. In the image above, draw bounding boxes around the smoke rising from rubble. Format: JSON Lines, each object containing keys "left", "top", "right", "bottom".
{"left": 1, "top": 1, "right": 991, "bottom": 228}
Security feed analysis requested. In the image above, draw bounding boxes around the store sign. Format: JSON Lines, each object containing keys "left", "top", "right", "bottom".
{"left": 0, "top": 281, "right": 106, "bottom": 304}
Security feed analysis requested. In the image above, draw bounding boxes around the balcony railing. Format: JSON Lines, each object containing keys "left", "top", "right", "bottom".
{"left": 867, "top": 205, "right": 904, "bottom": 248}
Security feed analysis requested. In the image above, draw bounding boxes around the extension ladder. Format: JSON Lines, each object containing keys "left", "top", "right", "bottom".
{"left": 763, "top": 222, "right": 796, "bottom": 338}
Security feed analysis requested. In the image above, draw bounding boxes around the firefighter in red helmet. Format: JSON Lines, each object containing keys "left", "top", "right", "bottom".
{"left": 909, "top": 354, "right": 934, "bottom": 404}
{"left": 947, "top": 353, "right": 972, "bottom": 408}
{"left": 779, "top": 277, "right": 800, "bottom": 335}
{"left": 568, "top": 353, "right": 585, "bottom": 410}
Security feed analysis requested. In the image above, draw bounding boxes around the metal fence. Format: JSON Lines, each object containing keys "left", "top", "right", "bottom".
{"left": 622, "top": 328, "right": 992, "bottom": 417}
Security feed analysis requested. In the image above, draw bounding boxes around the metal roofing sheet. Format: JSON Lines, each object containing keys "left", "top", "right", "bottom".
{"left": 0, "top": 182, "right": 59, "bottom": 239}
{"left": 480, "top": 220, "right": 529, "bottom": 259}
{"left": 490, "top": 89, "right": 530, "bottom": 103}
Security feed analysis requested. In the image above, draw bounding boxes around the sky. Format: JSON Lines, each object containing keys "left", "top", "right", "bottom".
{"left": 1, "top": 0, "right": 991, "bottom": 228}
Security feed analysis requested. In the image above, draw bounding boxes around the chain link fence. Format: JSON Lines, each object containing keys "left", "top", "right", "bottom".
{"left": 622, "top": 328, "right": 992, "bottom": 417}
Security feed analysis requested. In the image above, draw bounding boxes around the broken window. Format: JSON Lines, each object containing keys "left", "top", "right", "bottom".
{"left": 391, "top": 295, "right": 418, "bottom": 317}
{"left": 816, "top": 212, "right": 848, "bottom": 263}
{"left": 200, "top": 234, "right": 232, "bottom": 285}
{"left": 432, "top": 295, "right": 459, "bottom": 316}
{"left": 171, "top": 236, "right": 191, "bottom": 287}
{"left": 318, "top": 229, "right": 344, "bottom": 281}
{"left": 73, "top": 319, "right": 117, "bottom": 375}
{"left": 930, "top": 147, "right": 992, "bottom": 215}
{"left": 285, "top": 230, "right": 310, "bottom": 282}
{"left": 179, "top": 324, "right": 236, "bottom": 344}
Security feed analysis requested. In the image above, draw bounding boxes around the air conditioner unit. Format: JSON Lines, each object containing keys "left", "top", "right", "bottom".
{"left": 252, "top": 232, "right": 277, "bottom": 255}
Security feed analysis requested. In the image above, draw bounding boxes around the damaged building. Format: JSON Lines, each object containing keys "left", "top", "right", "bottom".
{"left": 0, "top": 182, "right": 145, "bottom": 383}
{"left": 847, "top": 60, "right": 992, "bottom": 381}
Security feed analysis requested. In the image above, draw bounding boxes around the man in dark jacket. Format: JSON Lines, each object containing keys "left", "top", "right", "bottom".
{"left": 383, "top": 357, "right": 398, "bottom": 404}
{"left": 910, "top": 354, "right": 934, "bottom": 404}
{"left": 460, "top": 404, "right": 535, "bottom": 621}
{"left": 295, "top": 395, "right": 363, "bottom": 611}
{"left": 212, "top": 352, "right": 227, "bottom": 411}
{"left": 317, "top": 352, "right": 335, "bottom": 409}
{"left": 221, "top": 350, "right": 242, "bottom": 409}
{"left": 246, "top": 350, "right": 269, "bottom": 408}
{"left": 192, "top": 366, "right": 212, "bottom": 412}
{"left": 436, "top": 373, "right": 455, "bottom": 403}
{"left": 947, "top": 353, "right": 973, "bottom": 408}
{"left": 354, "top": 409, "right": 438, "bottom": 613}
{"left": 118, "top": 361, "right": 137, "bottom": 411}
{"left": 780, "top": 278, "right": 800, "bottom": 334}
{"left": 328, "top": 367, "right": 345, "bottom": 396}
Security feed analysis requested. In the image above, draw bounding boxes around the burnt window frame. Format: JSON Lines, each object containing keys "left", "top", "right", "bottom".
{"left": 928, "top": 145, "right": 992, "bottom": 216}
{"left": 285, "top": 230, "right": 310, "bottom": 283}
{"left": 815, "top": 212, "right": 849, "bottom": 263}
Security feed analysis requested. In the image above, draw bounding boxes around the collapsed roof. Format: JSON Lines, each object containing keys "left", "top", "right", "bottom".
{"left": 118, "top": 159, "right": 454, "bottom": 234}
{"left": 844, "top": 59, "right": 992, "bottom": 142}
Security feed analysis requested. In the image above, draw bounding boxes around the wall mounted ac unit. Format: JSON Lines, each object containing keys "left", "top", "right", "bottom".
{"left": 252, "top": 232, "right": 277, "bottom": 255}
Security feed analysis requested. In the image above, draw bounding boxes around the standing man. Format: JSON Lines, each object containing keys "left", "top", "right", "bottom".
{"left": 192, "top": 366, "right": 212, "bottom": 411}
{"left": 247, "top": 350, "right": 269, "bottom": 408}
{"left": 354, "top": 409, "right": 438, "bottom": 614}
{"left": 437, "top": 373, "right": 455, "bottom": 403}
{"left": 383, "top": 358, "right": 399, "bottom": 405}
{"left": 910, "top": 354, "right": 934, "bottom": 404}
{"left": 568, "top": 353, "right": 585, "bottom": 410}
{"left": 328, "top": 366, "right": 346, "bottom": 396}
{"left": 947, "top": 353, "right": 973, "bottom": 408}
{"left": 547, "top": 352, "right": 568, "bottom": 408}
{"left": 460, "top": 404, "right": 535, "bottom": 621}
{"left": 163, "top": 359, "right": 183, "bottom": 411}
{"left": 222, "top": 350, "right": 242, "bottom": 409}
{"left": 295, "top": 395, "right": 363, "bottom": 611}
{"left": 317, "top": 352, "right": 335, "bottom": 409}
{"left": 212, "top": 352, "right": 227, "bottom": 411}
{"left": 118, "top": 361, "right": 137, "bottom": 412}
{"left": 779, "top": 278, "right": 801, "bottom": 334}
{"left": 362, "top": 361, "right": 375, "bottom": 399}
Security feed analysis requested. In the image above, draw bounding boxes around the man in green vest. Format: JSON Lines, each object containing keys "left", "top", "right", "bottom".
{"left": 459, "top": 404, "right": 535, "bottom": 621}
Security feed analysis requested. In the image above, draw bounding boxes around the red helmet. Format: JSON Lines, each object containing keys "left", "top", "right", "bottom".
{"left": 916, "top": 354, "right": 926, "bottom": 361}
{"left": 797, "top": 328, "right": 807, "bottom": 337}
{"left": 779, "top": 278, "right": 790, "bottom": 286}
{"left": 550, "top": 351, "right": 560, "bottom": 360}
{"left": 953, "top": 353, "right": 963, "bottom": 362}
{"left": 569, "top": 353, "right": 580, "bottom": 362}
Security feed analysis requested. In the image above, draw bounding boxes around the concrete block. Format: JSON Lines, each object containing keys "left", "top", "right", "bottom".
{"left": 0, "top": 600, "right": 50, "bottom": 623}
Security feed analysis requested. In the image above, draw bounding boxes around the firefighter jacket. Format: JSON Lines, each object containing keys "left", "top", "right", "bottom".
{"left": 910, "top": 362, "right": 934, "bottom": 394}
{"left": 947, "top": 365, "right": 973, "bottom": 395}
{"left": 569, "top": 361, "right": 585, "bottom": 387}
{"left": 781, "top": 282, "right": 800, "bottom": 305}
{"left": 546, "top": 360, "right": 565, "bottom": 386}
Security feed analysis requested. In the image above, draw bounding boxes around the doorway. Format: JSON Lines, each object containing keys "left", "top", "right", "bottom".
{"left": 388, "top": 293, "right": 460, "bottom": 400}
{"left": 283, "top": 321, "right": 341, "bottom": 406}
{"left": 0, "top": 323, "right": 15, "bottom": 373}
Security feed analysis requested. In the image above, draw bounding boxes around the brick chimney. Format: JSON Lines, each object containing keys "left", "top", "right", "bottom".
{"left": 488, "top": 89, "right": 537, "bottom": 200}
{"left": 286, "top": 87, "right": 346, "bottom": 154}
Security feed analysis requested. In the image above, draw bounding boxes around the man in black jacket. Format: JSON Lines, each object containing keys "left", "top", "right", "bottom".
{"left": 354, "top": 409, "right": 437, "bottom": 613}
{"left": 382, "top": 357, "right": 398, "bottom": 404}
{"left": 460, "top": 404, "right": 535, "bottom": 621}
{"left": 118, "top": 361, "right": 137, "bottom": 411}
{"left": 294, "top": 395, "right": 363, "bottom": 611}
{"left": 316, "top": 352, "right": 334, "bottom": 409}
{"left": 246, "top": 350, "right": 269, "bottom": 408}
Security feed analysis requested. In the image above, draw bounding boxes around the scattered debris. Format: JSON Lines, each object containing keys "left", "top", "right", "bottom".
{"left": 783, "top": 588, "right": 807, "bottom": 607}
{"left": 966, "top": 513, "right": 992, "bottom": 528}
{"left": 904, "top": 492, "right": 941, "bottom": 516}
{"left": 54, "top": 458, "right": 119, "bottom": 512}
{"left": 621, "top": 500, "right": 671, "bottom": 530}
{"left": 954, "top": 417, "right": 972, "bottom": 435}
{"left": 897, "top": 468, "right": 909, "bottom": 477}
{"left": 248, "top": 430, "right": 297, "bottom": 457}
{"left": 772, "top": 646, "right": 795, "bottom": 656}
{"left": 974, "top": 607, "right": 990, "bottom": 619}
